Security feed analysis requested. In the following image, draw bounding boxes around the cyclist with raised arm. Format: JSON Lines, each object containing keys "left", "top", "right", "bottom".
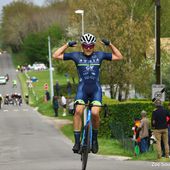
{"left": 53, "top": 33, "right": 123, "bottom": 154}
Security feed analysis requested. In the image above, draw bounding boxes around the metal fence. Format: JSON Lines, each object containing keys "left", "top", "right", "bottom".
{"left": 110, "top": 121, "right": 134, "bottom": 153}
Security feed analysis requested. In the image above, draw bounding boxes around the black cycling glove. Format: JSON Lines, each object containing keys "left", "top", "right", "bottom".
{"left": 101, "top": 39, "right": 110, "bottom": 46}
{"left": 67, "top": 41, "right": 77, "bottom": 47}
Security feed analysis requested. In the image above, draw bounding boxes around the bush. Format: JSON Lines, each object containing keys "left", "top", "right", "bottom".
{"left": 99, "top": 101, "right": 155, "bottom": 138}
{"left": 100, "top": 101, "right": 169, "bottom": 139}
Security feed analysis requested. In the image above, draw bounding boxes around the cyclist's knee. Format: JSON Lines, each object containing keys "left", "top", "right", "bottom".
{"left": 74, "top": 106, "right": 84, "bottom": 116}
{"left": 91, "top": 107, "right": 100, "bottom": 116}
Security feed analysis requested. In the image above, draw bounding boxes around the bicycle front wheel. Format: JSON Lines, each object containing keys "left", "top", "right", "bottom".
{"left": 81, "top": 125, "right": 90, "bottom": 170}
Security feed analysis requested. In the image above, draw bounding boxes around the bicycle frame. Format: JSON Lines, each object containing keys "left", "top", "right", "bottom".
{"left": 81, "top": 107, "right": 92, "bottom": 148}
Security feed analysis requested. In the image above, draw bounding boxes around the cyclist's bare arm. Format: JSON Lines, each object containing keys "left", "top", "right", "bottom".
{"left": 109, "top": 43, "right": 123, "bottom": 61}
{"left": 52, "top": 44, "right": 68, "bottom": 60}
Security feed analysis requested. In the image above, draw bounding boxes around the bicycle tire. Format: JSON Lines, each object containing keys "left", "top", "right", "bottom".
{"left": 81, "top": 125, "right": 90, "bottom": 170}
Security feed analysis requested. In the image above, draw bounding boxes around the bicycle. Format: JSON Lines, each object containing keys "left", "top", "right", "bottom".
{"left": 75, "top": 102, "right": 108, "bottom": 170}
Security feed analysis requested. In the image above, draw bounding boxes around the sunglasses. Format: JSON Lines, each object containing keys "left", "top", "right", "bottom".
{"left": 82, "top": 44, "right": 95, "bottom": 49}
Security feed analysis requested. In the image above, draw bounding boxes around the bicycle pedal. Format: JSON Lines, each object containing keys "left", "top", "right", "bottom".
{"left": 78, "top": 148, "right": 82, "bottom": 154}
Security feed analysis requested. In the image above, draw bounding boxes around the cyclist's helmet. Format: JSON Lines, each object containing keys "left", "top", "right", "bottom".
{"left": 80, "top": 33, "right": 96, "bottom": 45}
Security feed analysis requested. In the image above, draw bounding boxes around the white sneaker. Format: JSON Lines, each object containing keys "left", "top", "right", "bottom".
{"left": 62, "top": 113, "right": 66, "bottom": 116}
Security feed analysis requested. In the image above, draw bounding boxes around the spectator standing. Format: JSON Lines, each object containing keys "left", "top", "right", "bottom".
{"left": 151, "top": 99, "right": 170, "bottom": 159}
{"left": 55, "top": 80, "right": 60, "bottom": 96}
{"left": 61, "top": 94, "right": 67, "bottom": 116}
{"left": 138, "top": 110, "right": 150, "bottom": 153}
{"left": 132, "top": 118, "right": 141, "bottom": 156}
{"left": 67, "top": 80, "right": 72, "bottom": 96}
{"left": 45, "top": 90, "right": 51, "bottom": 102}
{"left": 52, "top": 96, "right": 59, "bottom": 117}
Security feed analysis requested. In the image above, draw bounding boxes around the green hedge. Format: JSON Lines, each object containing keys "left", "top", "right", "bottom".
{"left": 99, "top": 101, "right": 168, "bottom": 138}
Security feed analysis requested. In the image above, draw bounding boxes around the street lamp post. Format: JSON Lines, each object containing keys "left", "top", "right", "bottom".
{"left": 75, "top": 9, "right": 84, "bottom": 35}
{"left": 48, "top": 36, "right": 54, "bottom": 100}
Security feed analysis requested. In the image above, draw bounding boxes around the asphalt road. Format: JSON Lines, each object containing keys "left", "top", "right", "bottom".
{"left": 0, "top": 53, "right": 169, "bottom": 170}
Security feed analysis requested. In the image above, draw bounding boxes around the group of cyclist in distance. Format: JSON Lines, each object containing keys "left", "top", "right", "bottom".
{"left": 53, "top": 33, "right": 123, "bottom": 154}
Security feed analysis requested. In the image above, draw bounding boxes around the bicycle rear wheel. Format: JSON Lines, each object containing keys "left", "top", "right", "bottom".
{"left": 81, "top": 125, "right": 90, "bottom": 170}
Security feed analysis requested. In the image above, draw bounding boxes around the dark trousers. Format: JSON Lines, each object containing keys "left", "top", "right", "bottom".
{"left": 140, "top": 137, "right": 149, "bottom": 153}
{"left": 54, "top": 108, "right": 58, "bottom": 117}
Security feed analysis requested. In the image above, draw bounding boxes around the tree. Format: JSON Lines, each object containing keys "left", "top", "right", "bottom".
{"left": 23, "top": 24, "right": 63, "bottom": 64}
{"left": 68, "top": 0, "right": 154, "bottom": 100}
{"left": 1, "top": 1, "right": 37, "bottom": 51}
{"left": 1, "top": 0, "right": 68, "bottom": 52}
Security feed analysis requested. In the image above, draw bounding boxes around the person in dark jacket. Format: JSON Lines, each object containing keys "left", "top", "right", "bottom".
{"left": 52, "top": 96, "right": 59, "bottom": 117}
{"left": 151, "top": 99, "right": 170, "bottom": 159}
{"left": 55, "top": 80, "right": 60, "bottom": 96}
{"left": 45, "top": 90, "right": 50, "bottom": 101}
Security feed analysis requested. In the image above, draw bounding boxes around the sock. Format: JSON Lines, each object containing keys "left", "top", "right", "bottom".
{"left": 74, "top": 131, "right": 81, "bottom": 144}
{"left": 92, "top": 129, "right": 98, "bottom": 141}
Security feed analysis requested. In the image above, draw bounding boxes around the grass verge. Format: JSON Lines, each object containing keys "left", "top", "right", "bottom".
{"left": 61, "top": 124, "right": 133, "bottom": 157}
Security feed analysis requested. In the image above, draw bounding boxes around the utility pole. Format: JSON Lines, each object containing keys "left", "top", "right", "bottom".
{"left": 155, "top": 0, "right": 161, "bottom": 84}
{"left": 48, "top": 36, "right": 54, "bottom": 100}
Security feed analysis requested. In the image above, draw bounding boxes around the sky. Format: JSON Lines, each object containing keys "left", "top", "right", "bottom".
{"left": 0, "top": 0, "right": 45, "bottom": 15}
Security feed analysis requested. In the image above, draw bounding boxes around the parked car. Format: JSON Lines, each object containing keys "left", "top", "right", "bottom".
{"left": 0, "top": 76, "right": 7, "bottom": 85}
{"left": 32, "top": 63, "right": 47, "bottom": 71}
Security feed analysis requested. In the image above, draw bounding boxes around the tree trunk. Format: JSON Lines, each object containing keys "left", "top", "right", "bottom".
{"left": 110, "top": 84, "right": 114, "bottom": 99}
{"left": 125, "top": 84, "right": 129, "bottom": 100}
{"left": 114, "top": 84, "right": 118, "bottom": 99}
{"left": 72, "top": 77, "right": 75, "bottom": 84}
{"left": 118, "top": 84, "right": 123, "bottom": 102}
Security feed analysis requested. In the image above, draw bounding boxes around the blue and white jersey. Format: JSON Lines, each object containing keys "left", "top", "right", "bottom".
{"left": 64, "top": 51, "right": 112, "bottom": 83}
